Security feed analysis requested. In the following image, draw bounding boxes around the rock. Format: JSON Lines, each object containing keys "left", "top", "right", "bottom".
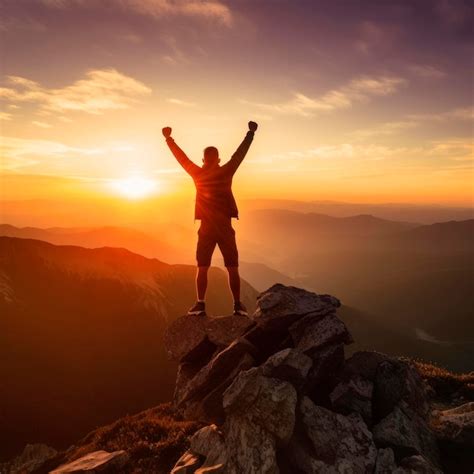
{"left": 1, "top": 443, "right": 57, "bottom": 473}
{"left": 205, "top": 315, "right": 254, "bottom": 347}
{"left": 330, "top": 375, "right": 374, "bottom": 425}
{"left": 290, "top": 312, "right": 353, "bottom": 355}
{"left": 164, "top": 314, "right": 215, "bottom": 362}
{"left": 287, "top": 396, "right": 377, "bottom": 473}
{"left": 222, "top": 368, "right": 297, "bottom": 473}
{"left": 50, "top": 450, "right": 129, "bottom": 473}
{"left": 373, "top": 359, "right": 430, "bottom": 421}
{"left": 253, "top": 284, "right": 340, "bottom": 331}
{"left": 373, "top": 404, "right": 440, "bottom": 468}
{"left": 398, "top": 455, "right": 443, "bottom": 473}
{"left": 190, "top": 424, "right": 227, "bottom": 473}
{"left": 374, "top": 448, "right": 398, "bottom": 473}
{"left": 224, "top": 416, "right": 279, "bottom": 474}
{"left": 223, "top": 368, "right": 297, "bottom": 443}
{"left": 260, "top": 348, "right": 312, "bottom": 389}
{"left": 180, "top": 341, "right": 256, "bottom": 423}
{"left": 174, "top": 360, "right": 206, "bottom": 406}
{"left": 164, "top": 314, "right": 253, "bottom": 362}
{"left": 171, "top": 450, "right": 203, "bottom": 474}
{"left": 432, "top": 402, "right": 474, "bottom": 446}
{"left": 343, "top": 351, "right": 390, "bottom": 382}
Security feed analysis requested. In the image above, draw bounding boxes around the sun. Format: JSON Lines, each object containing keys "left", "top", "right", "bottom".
{"left": 109, "top": 176, "right": 158, "bottom": 199}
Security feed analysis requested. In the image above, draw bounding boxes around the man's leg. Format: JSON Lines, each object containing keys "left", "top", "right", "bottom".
{"left": 226, "top": 266, "right": 240, "bottom": 302}
{"left": 196, "top": 266, "right": 209, "bottom": 301}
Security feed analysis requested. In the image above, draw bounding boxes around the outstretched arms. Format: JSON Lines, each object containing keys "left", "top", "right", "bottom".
{"left": 226, "top": 121, "right": 258, "bottom": 174}
{"left": 162, "top": 127, "right": 200, "bottom": 177}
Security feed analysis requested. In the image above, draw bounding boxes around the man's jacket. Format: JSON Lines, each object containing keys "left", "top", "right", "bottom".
{"left": 166, "top": 131, "right": 254, "bottom": 220}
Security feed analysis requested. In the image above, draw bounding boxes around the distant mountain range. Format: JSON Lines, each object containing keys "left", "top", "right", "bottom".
{"left": 0, "top": 236, "right": 257, "bottom": 461}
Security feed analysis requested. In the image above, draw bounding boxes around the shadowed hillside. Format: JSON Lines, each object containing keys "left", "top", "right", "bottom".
{"left": 0, "top": 236, "right": 258, "bottom": 461}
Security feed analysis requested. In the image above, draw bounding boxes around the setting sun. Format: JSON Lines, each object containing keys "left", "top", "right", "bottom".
{"left": 109, "top": 177, "right": 158, "bottom": 199}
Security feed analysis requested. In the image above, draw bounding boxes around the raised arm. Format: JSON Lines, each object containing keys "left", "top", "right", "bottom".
{"left": 226, "top": 121, "right": 258, "bottom": 174}
{"left": 162, "top": 127, "right": 200, "bottom": 177}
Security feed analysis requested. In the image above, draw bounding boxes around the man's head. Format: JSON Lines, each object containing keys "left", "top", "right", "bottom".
{"left": 203, "top": 146, "right": 220, "bottom": 166}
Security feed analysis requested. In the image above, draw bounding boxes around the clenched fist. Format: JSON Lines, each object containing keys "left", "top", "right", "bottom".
{"left": 248, "top": 121, "right": 258, "bottom": 132}
{"left": 162, "top": 127, "right": 172, "bottom": 138}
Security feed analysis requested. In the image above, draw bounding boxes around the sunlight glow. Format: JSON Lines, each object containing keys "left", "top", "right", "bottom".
{"left": 109, "top": 176, "right": 158, "bottom": 199}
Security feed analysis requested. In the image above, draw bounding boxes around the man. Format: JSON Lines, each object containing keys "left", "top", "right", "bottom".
{"left": 162, "top": 121, "right": 258, "bottom": 317}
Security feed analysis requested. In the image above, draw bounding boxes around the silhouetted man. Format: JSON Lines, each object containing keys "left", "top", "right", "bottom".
{"left": 162, "top": 121, "right": 258, "bottom": 316}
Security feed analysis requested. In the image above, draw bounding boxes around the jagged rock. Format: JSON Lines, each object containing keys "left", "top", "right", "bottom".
{"left": 223, "top": 367, "right": 297, "bottom": 442}
{"left": 50, "top": 450, "right": 129, "bottom": 473}
{"left": 343, "top": 351, "right": 390, "bottom": 381}
{"left": 286, "top": 396, "right": 377, "bottom": 473}
{"left": 222, "top": 368, "right": 297, "bottom": 473}
{"left": 373, "top": 404, "right": 440, "bottom": 468}
{"left": 330, "top": 375, "right": 374, "bottom": 425}
{"left": 289, "top": 312, "right": 353, "bottom": 355}
{"left": 164, "top": 314, "right": 253, "bottom": 362}
{"left": 373, "top": 359, "right": 430, "bottom": 421}
{"left": 374, "top": 448, "right": 398, "bottom": 473}
{"left": 1, "top": 443, "right": 57, "bottom": 473}
{"left": 171, "top": 450, "right": 203, "bottom": 474}
{"left": 260, "top": 348, "right": 312, "bottom": 389}
{"left": 164, "top": 314, "right": 214, "bottom": 362}
{"left": 398, "top": 455, "right": 443, "bottom": 473}
{"left": 179, "top": 339, "right": 256, "bottom": 423}
{"left": 189, "top": 425, "right": 227, "bottom": 473}
{"left": 432, "top": 402, "right": 474, "bottom": 446}
{"left": 252, "top": 284, "right": 340, "bottom": 331}
{"left": 174, "top": 361, "right": 206, "bottom": 405}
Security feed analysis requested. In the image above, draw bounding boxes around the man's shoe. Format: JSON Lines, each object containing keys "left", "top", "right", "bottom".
{"left": 188, "top": 301, "right": 206, "bottom": 316}
{"left": 233, "top": 301, "right": 248, "bottom": 317}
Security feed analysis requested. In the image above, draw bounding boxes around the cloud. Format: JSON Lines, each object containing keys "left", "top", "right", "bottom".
{"left": 352, "top": 107, "right": 473, "bottom": 139}
{"left": 0, "top": 69, "right": 151, "bottom": 115}
{"left": 0, "top": 112, "right": 12, "bottom": 121}
{"left": 32, "top": 120, "right": 53, "bottom": 128}
{"left": 166, "top": 98, "right": 196, "bottom": 107}
{"left": 242, "top": 75, "right": 407, "bottom": 117}
{"left": 41, "top": 0, "right": 233, "bottom": 26}
{"left": 408, "top": 64, "right": 447, "bottom": 79}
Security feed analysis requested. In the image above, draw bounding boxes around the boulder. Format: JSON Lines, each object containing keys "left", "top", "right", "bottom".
{"left": 373, "top": 404, "right": 440, "bottom": 468}
{"left": 252, "top": 284, "right": 340, "bottom": 331}
{"left": 164, "top": 314, "right": 214, "bottom": 362}
{"left": 164, "top": 314, "right": 253, "bottom": 362}
{"left": 373, "top": 359, "right": 430, "bottom": 421}
{"left": 343, "top": 351, "right": 391, "bottom": 382}
{"left": 288, "top": 396, "right": 377, "bottom": 473}
{"left": 223, "top": 368, "right": 297, "bottom": 443}
{"left": 171, "top": 450, "right": 203, "bottom": 474}
{"left": 260, "top": 348, "right": 312, "bottom": 389}
{"left": 398, "top": 455, "right": 443, "bottom": 473}
{"left": 290, "top": 312, "right": 353, "bottom": 355}
{"left": 432, "top": 402, "right": 474, "bottom": 446}
{"left": 374, "top": 448, "right": 398, "bottom": 473}
{"left": 179, "top": 340, "right": 256, "bottom": 423}
{"left": 50, "top": 450, "right": 129, "bottom": 473}
{"left": 330, "top": 375, "right": 374, "bottom": 425}
{"left": 190, "top": 424, "right": 227, "bottom": 473}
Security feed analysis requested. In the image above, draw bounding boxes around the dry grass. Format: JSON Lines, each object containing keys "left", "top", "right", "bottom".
{"left": 35, "top": 403, "right": 202, "bottom": 474}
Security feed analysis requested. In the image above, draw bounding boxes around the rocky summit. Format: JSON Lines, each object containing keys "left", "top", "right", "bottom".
{"left": 165, "top": 284, "right": 472, "bottom": 474}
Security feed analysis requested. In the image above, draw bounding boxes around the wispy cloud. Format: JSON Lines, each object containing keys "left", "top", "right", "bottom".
{"left": 0, "top": 69, "right": 151, "bottom": 115}
{"left": 352, "top": 107, "right": 474, "bottom": 139}
{"left": 242, "top": 75, "right": 407, "bottom": 117}
{"left": 408, "top": 64, "right": 446, "bottom": 79}
{"left": 32, "top": 120, "right": 53, "bottom": 129}
{"left": 41, "top": 0, "right": 233, "bottom": 26}
{"left": 0, "top": 111, "right": 12, "bottom": 121}
{"left": 166, "top": 98, "right": 196, "bottom": 107}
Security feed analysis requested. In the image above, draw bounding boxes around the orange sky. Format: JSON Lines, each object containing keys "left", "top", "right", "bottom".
{"left": 1, "top": 0, "right": 473, "bottom": 223}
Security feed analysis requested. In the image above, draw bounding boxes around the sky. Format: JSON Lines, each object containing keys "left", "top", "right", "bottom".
{"left": 0, "top": 0, "right": 473, "bottom": 218}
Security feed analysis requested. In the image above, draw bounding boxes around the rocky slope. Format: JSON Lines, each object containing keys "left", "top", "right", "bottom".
{"left": 164, "top": 284, "right": 473, "bottom": 473}
{"left": 3, "top": 284, "right": 472, "bottom": 473}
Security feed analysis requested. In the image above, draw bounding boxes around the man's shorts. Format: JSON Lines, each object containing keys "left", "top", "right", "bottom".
{"left": 196, "top": 218, "right": 238, "bottom": 267}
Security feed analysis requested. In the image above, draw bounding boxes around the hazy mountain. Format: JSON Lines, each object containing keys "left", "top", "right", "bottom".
{"left": 241, "top": 198, "right": 474, "bottom": 224}
{"left": 0, "top": 236, "right": 258, "bottom": 461}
